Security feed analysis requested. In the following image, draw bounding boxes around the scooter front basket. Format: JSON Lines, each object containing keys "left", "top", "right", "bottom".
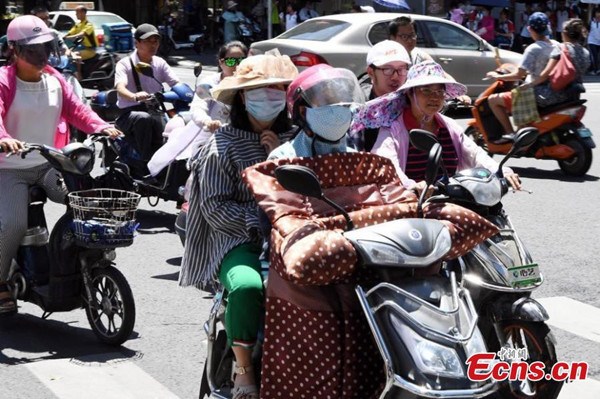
{"left": 68, "top": 189, "right": 141, "bottom": 248}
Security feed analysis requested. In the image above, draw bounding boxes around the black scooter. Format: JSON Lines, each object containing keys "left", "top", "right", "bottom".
{"left": 2, "top": 140, "right": 139, "bottom": 345}
{"left": 92, "top": 62, "right": 196, "bottom": 207}
{"left": 408, "top": 127, "right": 563, "bottom": 398}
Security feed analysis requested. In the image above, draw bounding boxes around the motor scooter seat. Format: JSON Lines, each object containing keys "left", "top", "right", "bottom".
{"left": 28, "top": 185, "right": 47, "bottom": 204}
{"left": 538, "top": 99, "right": 586, "bottom": 116}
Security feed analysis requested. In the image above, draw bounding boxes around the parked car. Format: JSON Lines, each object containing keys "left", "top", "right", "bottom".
{"left": 250, "top": 13, "right": 523, "bottom": 98}
{"left": 48, "top": 10, "right": 133, "bottom": 47}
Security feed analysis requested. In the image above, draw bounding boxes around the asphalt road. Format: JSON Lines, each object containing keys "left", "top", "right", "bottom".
{"left": 0, "top": 65, "right": 599, "bottom": 399}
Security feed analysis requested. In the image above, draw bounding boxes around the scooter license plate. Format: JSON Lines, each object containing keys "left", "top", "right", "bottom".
{"left": 508, "top": 264, "right": 541, "bottom": 288}
{"left": 577, "top": 127, "right": 593, "bottom": 138}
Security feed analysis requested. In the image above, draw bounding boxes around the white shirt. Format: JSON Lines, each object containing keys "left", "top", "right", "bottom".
{"left": 589, "top": 19, "right": 600, "bottom": 46}
{"left": 284, "top": 12, "right": 298, "bottom": 31}
{"left": 2, "top": 74, "right": 62, "bottom": 169}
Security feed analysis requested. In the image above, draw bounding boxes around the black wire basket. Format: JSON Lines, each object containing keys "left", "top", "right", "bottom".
{"left": 68, "top": 189, "right": 141, "bottom": 248}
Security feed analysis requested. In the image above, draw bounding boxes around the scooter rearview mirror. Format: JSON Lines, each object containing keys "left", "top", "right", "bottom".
{"left": 193, "top": 63, "right": 203, "bottom": 78}
{"left": 409, "top": 129, "right": 439, "bottom": 153}
{"left": 410, "top": 129, "right": 449, "bottom": 184}
{"left": 417, "top": 143, "right": 443, "bottom": 217}
{"left": 513, "top": 127, "right": 539, "bottom": 150}
{"left": 275, "top": 165, "right": 323, "bottom": 199}
{"left": 275, "top": 164, "right": 354, "bottom": 231}
{"left": 425, "top": 143, "right": 443, "bottom": 187}
{"left": 497, "top": 127, "right": 539, "bottom": 177}
{"left": 135, "top": 62, "right": 155, "bottom": 78}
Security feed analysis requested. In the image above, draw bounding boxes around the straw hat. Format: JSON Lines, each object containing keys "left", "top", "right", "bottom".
{"left": 211, "top": 51, "right": 298, "bottom": 105}
{"left": 397, "top": 61, "right": 467, "bottom": 100}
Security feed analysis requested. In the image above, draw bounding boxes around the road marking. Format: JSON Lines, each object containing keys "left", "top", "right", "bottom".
{"left": 538, "top": 296, "right": 600, "bottom": 344}
{"left": 25, "top": 353, "right": 179, "bottom": 399}
{"left": 560, "top": 378, "right": 600, "bottom": 398}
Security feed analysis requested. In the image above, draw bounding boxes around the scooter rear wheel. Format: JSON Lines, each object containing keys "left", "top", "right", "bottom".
{"left": 85, "top": 265, "right": 136, "bottom": 345}
{"left": 558, "top": 139, "right": 592, "bottom": 176}
{"left": 489, "top": 321, "right": 563, "bottom": 399}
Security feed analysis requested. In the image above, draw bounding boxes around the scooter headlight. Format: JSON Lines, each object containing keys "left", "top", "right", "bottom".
{"left": 399, "top": 323, "right": 465, "bottom": 378}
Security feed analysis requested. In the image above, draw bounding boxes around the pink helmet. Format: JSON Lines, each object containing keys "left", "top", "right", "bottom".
{"left": 7, "top": 15, "right": 56, "bottom": 45}
{"left": 286, "top": 64, "right": 365, "bottom": 122}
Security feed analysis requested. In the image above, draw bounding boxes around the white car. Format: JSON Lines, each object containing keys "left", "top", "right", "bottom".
{"left": 48, "top": 10, "right": 133, "bottom": 47}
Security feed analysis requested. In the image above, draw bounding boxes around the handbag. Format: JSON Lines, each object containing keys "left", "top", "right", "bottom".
{"left": 511, "top": 86, "right": 540, "bottom": 127}
{"left": 549, "top": 44, "right": 576, "bottom": 91}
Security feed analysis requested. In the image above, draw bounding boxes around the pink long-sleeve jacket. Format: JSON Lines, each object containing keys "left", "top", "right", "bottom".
{"left": 0, "top": 64, "right": 111, "bottom": 148}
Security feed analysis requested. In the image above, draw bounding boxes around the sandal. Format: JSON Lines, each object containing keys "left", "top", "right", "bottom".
{"left": 231, "top": 384, "right": 259, "bottom": 399}
{"left": 0, "top": 281, "right": 17, "bottom": 316}
{"left": 232, "top": 365, "right": 258, "bottom": 399}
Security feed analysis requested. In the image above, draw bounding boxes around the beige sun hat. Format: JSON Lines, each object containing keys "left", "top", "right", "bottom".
{"left": 211, "top": 50, "right": 299, "bottom": 105}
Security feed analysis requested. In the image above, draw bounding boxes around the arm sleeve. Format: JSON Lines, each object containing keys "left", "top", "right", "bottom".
{"left": 446, "top": 118, "right": 512, "bottom": 174}
{"left": 199, "top": 146, "right": 260, "bottom": 237}
{"left": 190, "top": 96, "right": 212, "bottom": 127}
{"left": 60, "top": 74, "right": 111, "bottom": 134}
{"left": 114, "top": 60, "right": 128, "bottom": 86}
{"left": 371, "top": 128, "right": 416, "bottom": 189}
{"left": 156, "top": 60, "right": 180, "bottom": 87}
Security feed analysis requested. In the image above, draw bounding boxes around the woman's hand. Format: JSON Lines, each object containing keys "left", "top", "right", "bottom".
{"left": 457, "top": 95, "right": 472, "bottom": 105}
{"left": 101, "top": 127, "right": 122, "bottom": 138}
{"left": 0, "top": 138, "right": 24, "bottom": 154}
{"left": 409, "top": 181, "right": 435, "bottom": 198}
{"left": 505, "top": 172, "right": 522, "bottom": 190}
{"left": 260, "top": 130, "right": 280, "bottom": 153}
{"left": 205, "top": 120, "right": 222, "bottom": 132}
{"left": 486, "top": 71, "right": 502, "bottom": 81}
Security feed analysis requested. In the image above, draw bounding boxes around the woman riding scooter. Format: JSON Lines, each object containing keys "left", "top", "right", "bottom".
{"left": 353, "top": 61, "right": 522, "bottom": 191}
{"left": 0, "top": 15, "right": 120, "bottom": 315}
{"left": 244, "top": 64, "right": 500, "bottom": 398}
{"left": 179, "top": 51, "right": 298, "bottom": 399}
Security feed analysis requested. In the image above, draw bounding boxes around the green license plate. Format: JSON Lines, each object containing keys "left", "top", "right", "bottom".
{"left": 508, "top": 264, "right": 541, "bottom": 288}
{"left": 577, "top": 127, "right": 593, "bottom": 138}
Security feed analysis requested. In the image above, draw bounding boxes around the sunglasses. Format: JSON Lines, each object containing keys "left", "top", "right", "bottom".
{"left": 222, "top": 57, "right": 245, "bottom": 67}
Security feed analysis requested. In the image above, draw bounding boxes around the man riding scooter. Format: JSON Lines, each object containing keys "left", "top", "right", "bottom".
{"left": 114, "top": 23, "right": 180, "bottom": 178}
{"left": 63, "top": 5, "right": 98, "bottom": 80}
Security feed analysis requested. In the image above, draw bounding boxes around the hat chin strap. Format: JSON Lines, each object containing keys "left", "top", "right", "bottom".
{"left": 412, "top": 90, "right": 434, "bottom": 130}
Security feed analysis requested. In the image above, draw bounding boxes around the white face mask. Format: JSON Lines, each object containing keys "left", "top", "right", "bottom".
{"left": 305, "top": 105, "right": 353, "bottom": 142}
{"left": 244, "top": 87, "right": 286, "bottom": 122}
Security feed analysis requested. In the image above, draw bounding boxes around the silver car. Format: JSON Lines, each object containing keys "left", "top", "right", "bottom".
{"left": 251, "top": 12, "right": 522, "bottom": 98}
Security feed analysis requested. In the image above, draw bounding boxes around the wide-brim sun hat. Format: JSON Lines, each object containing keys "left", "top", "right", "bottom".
{"left": 7, "top": 15, "right": 56, "bottom": 45}
{"left": 211, "top": 50, "right": 298, "bottom": 105}
{"left": 396, "top": 61, "right": 467, "bottom": 100}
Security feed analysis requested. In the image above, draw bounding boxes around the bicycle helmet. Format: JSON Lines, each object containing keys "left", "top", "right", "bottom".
{"left": 7, "top": 15, "right": 58, "bottom": 68}
{"left": 287, "top": 64, "right": 365, "bottom": 123}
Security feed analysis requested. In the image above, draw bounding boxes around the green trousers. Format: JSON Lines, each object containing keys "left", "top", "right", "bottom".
{"left": 218, "top": 243, "right": 263, "bottom": 348}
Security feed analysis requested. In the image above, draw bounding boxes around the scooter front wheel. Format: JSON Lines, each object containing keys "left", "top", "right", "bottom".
{"left": 491, "top": 321, "right": 563, "bottom": 399}
{"left": 84, "top": 265, "right": 136, "bottom": 345}
{"left": 558, "top": 139, "right": 592, "bottom": 176}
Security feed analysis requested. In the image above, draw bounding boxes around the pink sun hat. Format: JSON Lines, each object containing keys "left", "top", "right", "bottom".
{"left": 7, "top": 15, "right": 56, "bottom": 45}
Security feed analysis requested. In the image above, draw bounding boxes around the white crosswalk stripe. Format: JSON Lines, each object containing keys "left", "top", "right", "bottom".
{"left": 25, "top": 353, "right": 179, "bottom": 399}
{"left": 560, "top": 378, "right": 600, "bottom": 398}
{"left": 538, "top": 296, "right": 600, "bottom": 344}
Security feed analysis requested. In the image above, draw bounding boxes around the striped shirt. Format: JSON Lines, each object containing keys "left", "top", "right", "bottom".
{"left": 179, "top": 125, "right": 293, "bottom": 290}
{"left": 402, "top": 111, "right": 458, "bottom": 182}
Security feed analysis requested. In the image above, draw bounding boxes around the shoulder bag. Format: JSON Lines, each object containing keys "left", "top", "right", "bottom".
{"left": 549, "top": 44, "right": 576, "bottom": 91}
